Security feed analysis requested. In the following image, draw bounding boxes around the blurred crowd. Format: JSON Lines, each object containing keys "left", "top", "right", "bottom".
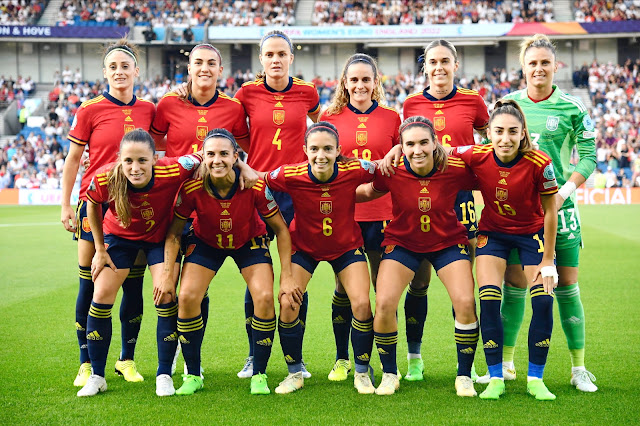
{"left": 573, "top": 0, "right": 640, "bottom": 22}
{"left": 0, "top": 0, "right": 47, "bottom": 25}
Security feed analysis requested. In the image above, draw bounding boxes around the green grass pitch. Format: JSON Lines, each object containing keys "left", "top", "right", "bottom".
{"left": 0, "top": 205, "right": 638, "bottom": 425}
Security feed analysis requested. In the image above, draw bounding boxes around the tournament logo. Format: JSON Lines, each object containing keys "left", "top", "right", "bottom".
{"left": 82, "top": 217, "right": 91, "bottom": 233}
{"left": 583, "top": 115, "right": 594, "bottom": 131}
{"left": 220, "top": 218, "right": 232, "bottom": 232}
{"left": 456, "top": 146, "right": 472, "bottom": 154}
{"left": 141, "top": 207, "right": 154, "bottom": 220}
{"left": 434, "top": 116, "right": 446, "bottom": 132}
{"left": 320, "top": 200, "right": 332, "bottom": 215}
{"left": 496, "top": 187, "right": 508, "bottom": 202}
{"left": 418, "top": 197, "right": 431, "bottom": 212}
{"left": 124, "top": 124, "right": 135, "bottom": 133}
{"left": 196, "top": 126, "right": 208, "bottom": 141}
{"left": 356, "top": 130, "right": 368, "bottom": 146}
{"left": 175, "top": 194, "right": 182, "bottom": 207}
{"left": 543, "top": 164, "right": 556, "bottom": 181}
{"left": 546, "top": 116, "right": 559, "bottom": 131}
{"left": 477, "top": 234, "right": 488, "bottom": 249}
{"left": 270, "top": 167, "right": 281, "bottom": 179}
{"left": 359, "top": 159, "right": 375, "bottom": 174}
{"left": 179, "top": 156, "right": 196, "bottom": 170}
{"left": 384, "top": 245, "right": 396, "bottom": 254}
{"left": 185, "top": 244, "right": 196, "bottom": 257}
{"left": 273, "top": 110, "right": 285, "bottom": 126}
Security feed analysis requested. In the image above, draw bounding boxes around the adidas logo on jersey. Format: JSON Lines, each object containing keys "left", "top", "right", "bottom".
{"left": 164, "top": 332, "right": 178, "bottom": 342}
{"left": 459, "top": 347, "right": 475, "bottom": 354}
{"left": 535, "top": 339, "right": 550, "bottom": 348}
{"left": 563, "top": 316, "right": 582, "bottom": 325}
{"left": 377, "top": 348, "right": 389, "bottom": 355}
{"left": 568, "top": 233, "right": 576, "bottom": 240}
{"left": 179, "top": 335, "right": 190, "bottom": 344}
{"left": 86, "top": 331, "right": 103, "bottom": 341}
{"left": 284, "top": 355, "right": 294, "bottom": 363}
{"left": 420, "top": 187, "right": 429, "bottom": 193}
{"left": 498, "top": 178, "right": 507, "bottom": 185}
{"left": 333, "top": 315, "right": 347, "bottom": 324}
{"left": 256, "top": 338, "right": 273, "bottom": 347}
{"left": 356, "top": 353, "right": 370, "bottom": 362}
{"left": 484, "top": 340, "right": 498, "bottom": 349}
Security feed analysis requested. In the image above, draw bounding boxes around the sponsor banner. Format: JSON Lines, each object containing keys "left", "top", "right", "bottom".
{"left": 0, "top": 25, "right": 129, "bottom": 38}
{"left": 7, "top": 189, "right": 80, "bottom": 206}
{"left": 0, "top": 188, "right": 19, "bottom": 205}
{"left": 575, "top": 188, "right": 640, "bottom": 205}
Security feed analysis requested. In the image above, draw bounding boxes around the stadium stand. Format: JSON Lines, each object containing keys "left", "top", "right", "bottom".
{"left": 572, "top": 0, "right": 640, "bottom": 22}
{"left": 0, "top": 0, "right": 48, "bottom": 25}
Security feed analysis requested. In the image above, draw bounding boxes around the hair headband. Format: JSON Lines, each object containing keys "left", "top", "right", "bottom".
{"left": 104, "top": 47, "right": 137, "bottom": 67}
{"left": 346, "top": 56, "right": 375, "bottom": 71}
{"left": 190, "top": 44, "right": 222, "bottom": 62}
{"left": 399, "top": 120, "right": 434, "bottom": 135}
{"left": 306, "top": 125, "right": 338, "bottom": 139}
{"left": 206, "top": 131, "right": 236, "bottom": 143}
{"left": 260, "top": 33, "right": 293, "bottom": 53}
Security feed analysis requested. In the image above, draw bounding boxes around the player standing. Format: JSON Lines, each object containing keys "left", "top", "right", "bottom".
{"left": 60, "top": 39, "right": 155, "bottom": 387}
{"left": 155, "top": 129, "right": 298, "bottom": 396}
{"left": 320, "top": 53, "right": 400, "bottom": 381}
{"left": 234, "top": 30, "right": 320, "bottom": 379}
{"left": 263, "top": 122, "right": 376, "bottom": 394}
{"left": 358, "top": 116, "right": 479, "bottom": 397}
{"left": 484, "top": 34, "right": 598, "bottom": 392}
{"left": 77, "top": 129, "right": 202, "bottom": 397}
{"left": 454, "top": 100, "right": 559, "bottom": 401}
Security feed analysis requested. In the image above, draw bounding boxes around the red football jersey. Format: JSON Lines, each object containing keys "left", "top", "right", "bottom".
{"left": 68, "top": 92, "right": 155, "bottom": 199}
{"left": 86, "top": 155, "right": 201, "bottom": 243}
{"left": 320, "top": 101, "right": 400, "bottom": 222}
{"left": 373, "top": 156, "right": 476, "bottom": 252}
{"left": 403, "top": 86, "right": 489, "bottom": 148}
{"left": 174, "top": 176, "right": 279, "bottom": 249}
{"left": 265, "top": 160, "right": 376, "bottom": 261}
{"left": 235, "top": 77, "right": 320, "bottom": 171}
{"left": 150, "top": 91, "right": 249, "bottom": 157}
{"left": 453, "top": 145, "right": 558, "bottom": 235}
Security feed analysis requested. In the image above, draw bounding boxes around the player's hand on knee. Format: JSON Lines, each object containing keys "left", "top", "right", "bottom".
{"left": 534, "top": 263, "right": 558, "bottom": 294}
{"left": 91, "top": 249, "right": 116, "bottom": 281}
{"left": 153, "top": 275, "right": 176, "bottom": 305}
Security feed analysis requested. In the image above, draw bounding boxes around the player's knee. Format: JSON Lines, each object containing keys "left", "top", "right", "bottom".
{"left": 453, "top": 296, "right": 476, "bottom": 323}
{"left": 350, "top": 296, "right": 372, "bottom": 319}
{"left": 251, "top": 288, "right": 274, "bottom": 315}
{"left": 279, "top": 307, "right": 298, "bottom": 324}
{"left": 177, "top": 287, "right": 201, "bottom": 309}
{"left": 374, "top": 296, "right": 396, "bottom": 320}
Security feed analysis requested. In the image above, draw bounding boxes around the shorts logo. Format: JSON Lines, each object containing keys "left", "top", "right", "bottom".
{"left": 141, "top": 207, "right": 154, "bottom": 220}
{"left": 196, "top": 126, "right": 208, "bottom": 141}
{"left": 124, "top": 124, "right": 135, "bottom": 133}
{"left": 320, "top": 201, "right": 332, "bottom": 215}
{"left": 496, "top": 187, "right": 508, "bottom": 201}
{"left": 434, "top": 116, "right": 445, "bottom": 132}
{"left": 384, "top": 245, "right": 395, "bottom": 254}
{"left": 356, "top": 130, "right": 367, "bottom": 146}
{"left": 273, "top": 110, "right": 285, "bottom": 126}
{"left": 82, "top": 217, "right": 91, "bottom": 233}
{"left": 477, "top": 234, "right": 488, "bottom": 249}
{"left": 185, "top": 244, "right": 196, "bottom": 257}
{"left": 418, "top": 197, "right": 431, "bottom": 212}
{"left": 220, "top": 218, "right": 232, "bottom": 232}
{"left": 546, "top": 116, "right": 559, "bottom": 131}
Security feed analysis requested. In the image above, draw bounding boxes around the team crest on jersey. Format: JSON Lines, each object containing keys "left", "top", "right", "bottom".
{"left": 273, "top": 110, "right": 285, "bottom": 125}
{"left": 196, "top": 126, "right": 208, "bottom": 141}
{"left": 434, "top": 117, "right": 446, "bottom": 132}
{"left": 356, "top": 131, "right": 367, "bottom": 146}
{"left": 82, "top": 217, "right": 91, "bottom": 233}
{"left": 124, "top": 124, "right": 135, "bottom": 133}
{"left": 220, "top": 218, "right": 232, "bottom": 232}
{"left": 185, "top": 244, "right": 196, "bottom": 257}
{"left": 496, "top": 188, "right": 508, "bottom": 201}
{"left": 384, "top": 245, "right": 396, "bottom": 254}
{"left": 320, "top": 201, "right": 332, "bottom": 215}
{"left": 141, "top": 207, "right": 154, "bottom": 220}
{"left": 546, "top": 116, "right": 559, "bottom": 131}
{"left": 418, "top": 197, "right": 431, "bottom": 212}
{"left": 477, "top": 234, "right": 488, "bottom": 249}
{"left": 270, "top": 167, "right": 281, "bottom": 179}
{"left": 543, "top": 164, "right": 556, "bottom": 181}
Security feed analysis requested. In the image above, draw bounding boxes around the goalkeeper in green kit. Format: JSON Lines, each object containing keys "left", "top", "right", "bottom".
{"left": 477, "top": 34, "right": 598, "bottom": 393}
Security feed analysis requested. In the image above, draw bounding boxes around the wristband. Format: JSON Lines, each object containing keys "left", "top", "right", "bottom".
{"left": 558, "top": 181, "right": 577, "bottom": 200}
{"left": 540, "top": 265, "right": 558, "bottom": 284}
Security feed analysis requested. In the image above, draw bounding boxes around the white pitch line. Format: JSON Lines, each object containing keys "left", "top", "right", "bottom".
{"left": 0, "top": 222, "right": 60, "bottom": 227}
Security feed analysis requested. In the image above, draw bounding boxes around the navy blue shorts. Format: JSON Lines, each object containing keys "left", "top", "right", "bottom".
{"left": 183, "top": 234, "right": 272, "bottom": 272}
{"left": 73, "top": 200, "right": 108, "bottom": 242}
{"left": 292, "top": 247, "right": 366, "bottom": 275}
{"left": 179, "top": 218, "right": 195, "bottom": 256}
{"left": 382, "top": 243, "right": 470, "bottom": 273}
{"left": 454, "top": 190, "right": 478, "bottom": 240}
{"left": 358, "top": 220, "right": 388, "bottom": 252}
{"left": 104, "top": 234, "right": 165, "bottom": 269}
{"left": 263, "top": 190, "right": 293, "bottom": 239}
{"left": 476, "top": 228, "right": 546, "bottom": 266}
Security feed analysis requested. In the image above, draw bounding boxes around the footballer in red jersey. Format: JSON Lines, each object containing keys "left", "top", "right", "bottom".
{"left": 452, "top": 101, "right": 558, "bottom": 400}
{"left": 151, "top": 91, "right": 249, "bottom": 157}
{"left": 263, "top": 122, "right": 376, "bottom": 394}
{"left": 80, "top": 129, "right": 200, "bottom": 398}
{"left": 358, "top": 117, "right": 480, "bottom": 396}
{"left": 156, "top": 129, "right": 297, "bottom": 395}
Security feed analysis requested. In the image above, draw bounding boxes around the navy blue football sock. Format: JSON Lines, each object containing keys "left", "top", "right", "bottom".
{"left": 177, "top": 315, "right": 204, "bottom": 376}
{"left": 278, "top": 318, "right": 302, "bottom": 373}
{"left": 86, "top": 301, "right": 113, "bottom": 377}
{"left": 244, "top": 286, "right": 254, "bottom": 357}
{"left": 405, "top": 285, "right": 428, "bottom": 354}
{"left": 479, "top": 285, "right": 503, "bottom": 378}
{"left": 331, "top": 290, "right": 352, "bottom": 360}
{"left": 76, "top": 265, "right": 93, "bottom": 364}
{"left": 251, "top": 316, "right": 276, "bottom": 375}
{"left": 155, "top": 301, "right": 178, "bottom": 376}
{"left": 455, "top": 320, "right": 479, "bottom": 377}
{"left": 528, "top": 284, "right": 554, "bottom": 378}
{"left": 119, "top": 265, "right": 144, "bottom": 360}
{"left": 351, "top": 316, "right": 374, "bottom": 373}
{"left": 375, "top": 331, "right": 398, "bottom": 374}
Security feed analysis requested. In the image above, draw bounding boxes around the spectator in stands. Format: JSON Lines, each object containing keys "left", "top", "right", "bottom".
{"left": 18, "top": 105, "right": 29, "bottom": 129}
